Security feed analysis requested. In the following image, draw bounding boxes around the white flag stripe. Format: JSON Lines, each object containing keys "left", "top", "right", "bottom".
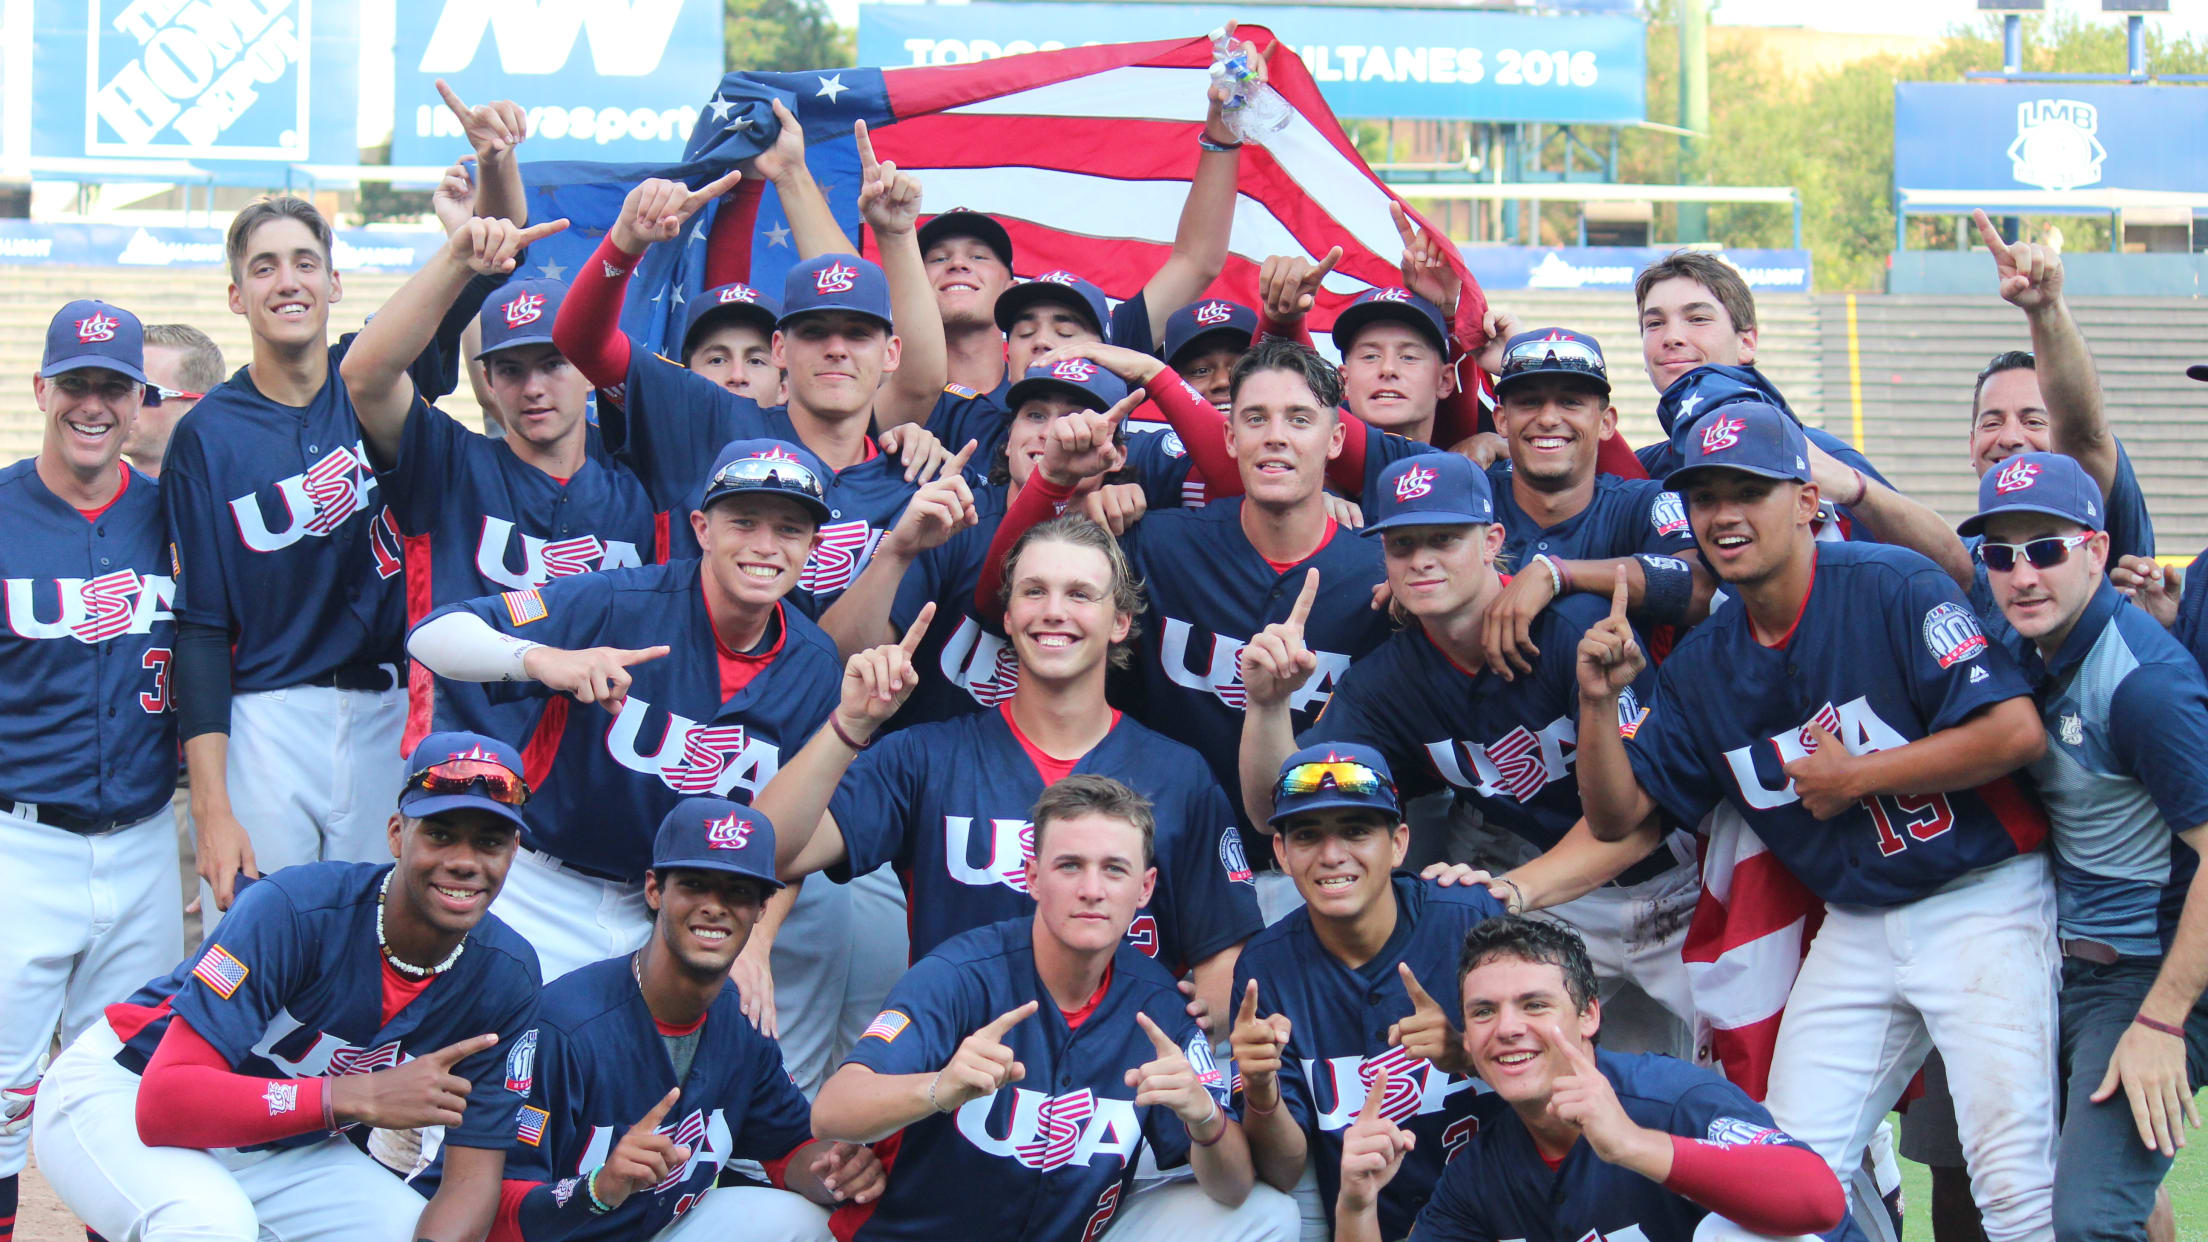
{"left": 1683, "top": 918, "right": 1806, "bottom": 1030}
{"left": 939, "top": 64, "right": 1406, "bottom": 270}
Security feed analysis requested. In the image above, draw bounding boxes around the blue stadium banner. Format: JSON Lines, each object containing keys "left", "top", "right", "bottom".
{"left": 0, "top": 219, "right": 445, "bottom": 270}
{"left": 856, "top": 2, "right": 1647, "bottom": 124}
{"left": 1894, "top": 83, "right": 2208, "bottom": 196}
{"left": 392, "top": 0, "right": 726, "bottom": 165}
{"left": 1460, "top": 246, "right": 1813, "bottom": 294}
{"left": 30, "top": 0, "right": 362, "bottom": 178}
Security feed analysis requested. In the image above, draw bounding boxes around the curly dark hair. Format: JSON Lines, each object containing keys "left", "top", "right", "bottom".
{"left": 1456, "top": 915, "right": 1598, "bottom": 1014}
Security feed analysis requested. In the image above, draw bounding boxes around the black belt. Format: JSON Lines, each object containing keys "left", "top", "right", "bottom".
{"left": 302, "top": 663, "right": 397, "bottom": 692}
{"left": 1, "top": 798, "right": 158, "bottom": 836}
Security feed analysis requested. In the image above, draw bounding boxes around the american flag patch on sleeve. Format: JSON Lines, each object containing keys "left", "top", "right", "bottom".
{"left": 861, "top": 1010, "right": 910, "bottom": 1043}
{"left": 516, "top": 1105, "right": 549, "bottom": 1146}
{"left": 191, "top": 945, "right": 249, "bottom": 999}
{"left": 502, "top": 589, "right": 548, "bottom": 626}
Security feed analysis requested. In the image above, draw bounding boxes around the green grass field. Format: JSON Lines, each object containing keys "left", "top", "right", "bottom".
{"left": 1891, "top": 1115, "right": 2208, "bottom": 1240}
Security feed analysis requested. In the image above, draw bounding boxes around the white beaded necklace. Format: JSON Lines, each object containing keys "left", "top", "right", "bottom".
{"left": 378, "top": 871, "right": 466, "bottom": 977}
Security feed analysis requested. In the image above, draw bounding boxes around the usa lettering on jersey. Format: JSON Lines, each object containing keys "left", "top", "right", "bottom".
{"left": 1423, "top": 715, "right": 1576, "bottom": 803}
{"left": 1159, "top": 616, "right": 1352, "bottom": 712}
{"left": 1302, "top": 1048, "right": 1475, "bottom": 1132}
{"left": 4, "top": 570, "right": 175, "bottom": 642}
{"left": 228, "top": 442, "right": 382, "bottom": 551}
{"left": 1721, "top": 696, "right": 1910, "bottom": 811}
{"left": 955, "top": 1089, "right": 1143, "bottom": 1173}
{"left": 937, "top": 616, "right": 1021, "bottom": 706}
{"left": 607, "top": 697, "right": 783, "bottom": 799}
{"left": 473, "top": 518, "right": 645, "bottom": 591}
{"left": 800, "top": 519, "right": 886, "bottom": 596}
{"left": 246, "top": 1011, "right": 411, "bottom": 1082}
{"left": 574, "top": 1107, "right": 734, "bottom": 1194}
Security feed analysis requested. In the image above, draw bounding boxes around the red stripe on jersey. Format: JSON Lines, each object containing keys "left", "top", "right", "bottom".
{"left": 1975, "top": 773, "right": 2051, "bottom": 854}
{"left": 105, "top": 995, "right": 175, "bottom": 1045}
{"left": 826, "top": 1130, "right": 902, "bottom": 1242}
{"left": 402, "top": 532, "right": 437, "bottom": 753}
{"left": 520, "top": 696, "right": 570, "bottom": 792}
{"left": 1680, "top": 851, "right": 1821, "bottom": 964}
{"left": 654, "top": 511, "right": 672, "bottom": 565}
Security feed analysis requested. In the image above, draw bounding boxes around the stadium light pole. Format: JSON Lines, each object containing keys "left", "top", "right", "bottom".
{"left": 1677, "top": 0, "right": 1708, "bottom": 243}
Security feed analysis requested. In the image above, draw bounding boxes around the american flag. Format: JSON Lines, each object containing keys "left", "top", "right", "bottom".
{"left": 1682, "top": 804, "right": 1823, "bottom": 1100}
{"left": 191, "top": 944, "right": 249, "bottom": 999}
{"left": 516, "top": 1105, "right": 549, "bottom": 1147}
{"left": 860, "top": 1010, "right": 911, "bottom": 1043}
{"left": 520, "top": 30, "right": 1487, "bottom": 369}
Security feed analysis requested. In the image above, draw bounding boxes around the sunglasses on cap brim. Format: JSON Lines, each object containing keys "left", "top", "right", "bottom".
{"left": 144, "top": 384, "right": 203, "bottom": 407}
{"left": 410, "top": 758, "right": 530, "bottom": 806}
{"left": 711, "top": 456, "right": 827, "bottom": 504}
{"left": 1275, "top": 759, "right": 1397, "bottom": 802}
{"left": 1500, "top": 339, "right": 1606, "bottom": 380}
{"left": 1975, "top": 531, "right": 2095, "bottom": 573}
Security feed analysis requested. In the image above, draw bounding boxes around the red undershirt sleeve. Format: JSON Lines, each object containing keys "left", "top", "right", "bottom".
{"left": 136, "top": 1016, "right": 331, "bottom": 1150}
{"left": 975, "top": 472, "right": 1079, "bottom": 618}
{"left": 1661, "top": 1136, "right": 1846, "bottom": 1237}
{"left": 488, "top": 1180, "right": 537, "bottom": 1242}
{"left": 1141, "top": 368, "right": 1240, "bottom": 499}
{"left": 1254, "top": 311, "right": 1315, "bottom": 349}
{"left": 551, "top": 236, "right": 642, "bottom": 390}
{"left": 704, "top": 178, "right": 764, "bottom": 289}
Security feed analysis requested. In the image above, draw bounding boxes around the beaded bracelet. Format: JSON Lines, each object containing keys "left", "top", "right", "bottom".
{"left": 584, "top": 1166, "right": 614, "bottom": 1214}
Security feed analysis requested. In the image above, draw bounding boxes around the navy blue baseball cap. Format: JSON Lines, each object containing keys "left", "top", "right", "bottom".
{"left": 682, "top": 282, "right": 782, "bottom": 358}
{"left": 1493, "top": 327, "right": 1610, "bottom": 398}
{"left": 651, "top": 797, "right": 785, "bottom": 889}
{"left": 43, "top": 299, "right": 146, "bottom": 383}
{"left": 1363, "top": 452, "right": 1495, "bottom": 535}
{"left": 993, "top": 270, "right": 1110, "bottom": 337}
{"left": 1330, "top": 287, "right": 1448, "bottom": 355}
{"left": 1655, "top": 364, "right": 1795, "bottom": 437}
{"left": 918, "top": 209, "right": 1014, "bottom": 269}
{"left": 1163, "top": 298, "right": 1257, "bottom": 367}
{"left": 474, "top": 279, "right": 566, "bottom": 360}
{"left": 1269, "top": 743, "right": 1402, "bottom": 828}
{"left": 1006, "top": 356, "right": 1132, "bottom": 414}
{"left": 400, "top": 732, "right": 529, "bottom": 831}
{"left": 1665, "top": 402, "right": 1813, "bottom": 493}
{"left": 781, "top": 254, "right": 893, "bottom": 330}
{"left": 1958, "top": 451, "right": 2104, "bottom": 537}
{"left": 699, "top": 438, "right": 833, "bottom": 524}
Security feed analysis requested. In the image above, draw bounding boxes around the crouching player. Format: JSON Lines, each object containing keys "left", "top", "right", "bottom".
{"left": 32, "top": 732, "right": 543, "bottom": 1242}
{"left": 1340, "top": 918, "right": 1858, "bottom": 1242}
{"left": 434, "top": 796, "right": 881, "bottom": 1241}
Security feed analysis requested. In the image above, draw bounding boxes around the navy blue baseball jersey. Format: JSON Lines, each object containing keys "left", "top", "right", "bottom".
{"left": 378, "top": 395, "right": 657, "bottom": 750}
{"left": 2177, "top": 544, "right": 2208, "bottom": 675}
{"left": 104, "top": 861, "right": 541, "bottom": 1152}
{"left": 600, "top": 347, "right": 915, "bottom": 608}
{"left": 926, "top": 379, "right": 1012, "bottom": 470}
{"left": 1486, "top": 464, "right": 1699, "bottom": 566}
{"left": 884, "top": 482, "right": 1012, "bottom": 732}
{"left": 162, "top": 339, "right": 428, "bottom": 690}
{"left": 447, "top": 955, "right": 814, "bottom": 1240}
{"left": 421, "top": 561, "right": 842, "bottom": 881}
{"left": 1233, "top": 875, "right": 1507, "bottom": 1239}
{"left": 825, "top": 704, "right": 1262, "bottom": 968}
{"left": 1120, "top": 498, "right": 1395, "bottom": 832}
{"left": 0, "top": 460, "right": 178, "bottom": 826}
{"left": 1624, "top": 541, "right": 2048, "bottom": 907}
{"left": 1304, "top": 597, "right": 1678, "bottom": 882}
{"left": 1414, "top": 1050, "right": 1862, "bottom": 1242}
{"left": 844, "top": 918, "right": 1229, "bottom": 1242}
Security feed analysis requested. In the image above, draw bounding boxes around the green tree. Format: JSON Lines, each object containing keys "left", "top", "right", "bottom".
{"left": 726, "top": 0, "right": 854, "bottom": 72}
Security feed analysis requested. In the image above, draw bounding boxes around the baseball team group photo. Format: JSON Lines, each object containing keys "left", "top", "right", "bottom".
{"left": 5, "top": 0, "right": 2208, "bottom": 1239}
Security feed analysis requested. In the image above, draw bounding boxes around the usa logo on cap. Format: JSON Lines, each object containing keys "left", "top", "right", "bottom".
{"left": 1051, "top": 358, "right": 1099, "bottom": 382}
{"left": 1036, "top": 270, "right": 1078, "bottom": 285}
{"left": 719, "top": 285, "right": 760, "bottom": 304}
{"left": 1994, "top": 458, "right": 2039, "bottom": 494}
{"left": 753, "top": 444, "right": 803, "bottom": 463}
{"left": 1394, "top": 464, "right": 1436, "bottom": 501}
{"left": 1194, "top": 301, "right": 1233, "bottom": 325}
{"left": 814, "top": 261, "right": 858, "bottom": 294}
{"left": 447, "top": 743, "right": 503, "bottom": 763}
{"left": 76, "top": 312, "right": 119, "bottom": 343}
{"left": 704, "top": 813, "right": 753, "bottom": 850}
{"left": 1700, "top": 416, "right": 1745, "bottom": 454}
{"left": 503, "top": 292, "right": 546, "bottom": 329}
{"left": 1371, "top": 288, "right": 1412, "bottom": 303}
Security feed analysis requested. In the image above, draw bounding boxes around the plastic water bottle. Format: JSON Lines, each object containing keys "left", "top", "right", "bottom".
{"left": 1209, "top": 25, "right": 1291, "bottom": 144}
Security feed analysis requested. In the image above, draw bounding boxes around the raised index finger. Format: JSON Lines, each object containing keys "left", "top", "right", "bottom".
{"left": 1286, "top": 568, "right": 1319, "bottom": 633}
{"left": 516, "top": 219, "right": 572, "bottom": 246}
{"left": 1311, "top": 245, "right": 1345, "bottom": 283}
{"left": 630, "top": 1086, "right": 682, "bottom": 1135}
{"left": 1236, "top": 979, "right": 1260, "bottom": 1028}
{"left": 978, "top": 999, "right": 1039, "bottom": 1039}
{"left": 1608, "top": 563, "right": 1629, "bottom": 621}
{"left": 1396, "top": 961, "right": 1439, "bottom": 1010}
{"left": 687, "top": 169, "right": 746, "bottom": 211}
{"left": 1134, "top": 1011, "right": 1181, "bottom": 1056}
{"left": 946, "top": 439, "right": 978, "bottom": 477}
{"left": 855, "top": 120, "right": 880, "bottom": 176}
{"left": 436, "top": 79, "right": 473, "bottom": 122}
{"left": 1357, "top": 1065, "right": 1392, "bottom": 1123}
{"left": 431, "top": 1031, "right": 500, "bottom": 1065}
{"left": 1972, "top": 209, "right": 2012, "bottom": 263}
{"left": 900, "top": 601, "right": 937, "bottom": 655}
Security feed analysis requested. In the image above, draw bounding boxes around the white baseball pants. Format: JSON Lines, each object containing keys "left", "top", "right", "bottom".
{"left": 491, "top": 848, "right": 652, "bottom": 981}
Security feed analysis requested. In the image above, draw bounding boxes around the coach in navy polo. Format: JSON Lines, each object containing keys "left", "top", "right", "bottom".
{"left": 1966, "top": 452, "right": 2208, "bottom": 1242}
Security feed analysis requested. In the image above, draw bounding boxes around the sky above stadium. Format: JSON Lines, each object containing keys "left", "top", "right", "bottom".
{"left": 1709, "top": 0, "right": 2208, "bottom": 39}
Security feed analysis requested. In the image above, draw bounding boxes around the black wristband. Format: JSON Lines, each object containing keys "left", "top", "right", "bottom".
{"left": 174, "top": 620, "right": 235, "bottom": 741}
{"left": 1198, "top": 134, "right": 1243, "bottom": 153}
{"left": 1634, "top": 554, "right": 1695, "bottom": 626}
